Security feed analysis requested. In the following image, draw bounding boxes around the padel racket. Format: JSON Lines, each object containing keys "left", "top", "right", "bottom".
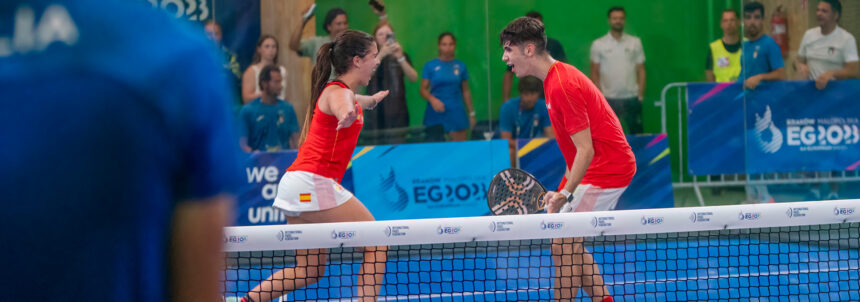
{"left": 487, "top": 168, "right": 547, "bottom": 215}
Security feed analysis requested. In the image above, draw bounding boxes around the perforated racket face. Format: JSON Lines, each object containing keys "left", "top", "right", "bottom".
{"left": 487, "top": 168, "right": 547, "bottom": 215}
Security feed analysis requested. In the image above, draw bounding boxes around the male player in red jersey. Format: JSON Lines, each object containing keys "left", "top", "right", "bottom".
{"left": 500, "top": 17, "right": 637, "bottom": 302}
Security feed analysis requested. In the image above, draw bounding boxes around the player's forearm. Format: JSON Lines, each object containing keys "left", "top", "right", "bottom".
{"left": 170, "top": 196, "right": 233, "bottom": 302}
{"left": 419, "top": 82, "right": 436, "bottom": 102}
{"left": 562, "top": 148, "right": 594, "bottom": 193}
{"left": 705, "top": 70, "right": 715, "bottom": 82}
{"left": 289, "top": 18, "right": 310, "bottom": 53}
{"left": 832, "top": 62, "right": 860, "bottom": 79}
{"left": 400, "top": 61, "right": 418, "bottom": 82}
{"left": 637, "top": 65, "right": 646, "bottom": 98}
{"left": 463, "top": 91, "right": 474, "bottom": 113}
{"left": 589, "top": 63, "right": 601, "bottom": 88}
{"left": 355, "top": 94, "right": 376, "bottom": 108}
{"left": 760, "top": 68, "right": 786, "bottom": 81}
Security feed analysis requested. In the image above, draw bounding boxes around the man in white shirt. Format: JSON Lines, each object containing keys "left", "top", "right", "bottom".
{"left": 590, "top": 6, "right": 646, "bottom": 134}
{"left": 797, "top": 0, "right": 859, "bottom": 90}
{"left": 796, "top": 0, "right": 858, "bottom": 201}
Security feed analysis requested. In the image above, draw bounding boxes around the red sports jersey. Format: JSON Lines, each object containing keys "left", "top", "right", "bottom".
{"left": 544, "top": 61, "right": 636, "bottom": 189}
{"left": 287, "top": 82, "right": 363, "bottom": 182}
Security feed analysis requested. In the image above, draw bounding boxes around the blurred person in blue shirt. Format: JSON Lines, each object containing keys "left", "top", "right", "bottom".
{"left": 499, "top": 76, "right": 553, "bottom": 166}
{"left": 738, "top": 1, "right": 786, "bottom": 90}
{"left": 239, "top": 64, "right": 299, "bottom": 152}
{"left": 0, "top": 1, "right": 242, "bottom": 301}
{"left": 737, "top": 1, "right": 785, "bottom": 204}
{"left": 499, "top": 76, "right": 553, "bottom": 140}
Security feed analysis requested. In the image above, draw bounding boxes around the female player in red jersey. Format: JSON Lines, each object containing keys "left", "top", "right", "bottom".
{"left": 242, "top": 30, "right": 389, "bottom": 302}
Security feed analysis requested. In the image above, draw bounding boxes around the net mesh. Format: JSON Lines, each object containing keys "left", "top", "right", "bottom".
{"left": 223, "top": 201, "right": 860, "bottom": 302}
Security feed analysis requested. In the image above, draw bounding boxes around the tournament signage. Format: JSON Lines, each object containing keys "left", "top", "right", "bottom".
{"left": 144, "top": 0, "right": 213, "bottom": 21}
{"left": 687, "top": 80, "right": 860, "bottom": 175}
{"left": 350, "top": 140, "right": 510, "bottom": 220}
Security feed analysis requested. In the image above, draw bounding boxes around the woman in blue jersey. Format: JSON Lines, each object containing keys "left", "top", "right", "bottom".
{"left": 419, "top": 32, "right": 476, "bottom": 141}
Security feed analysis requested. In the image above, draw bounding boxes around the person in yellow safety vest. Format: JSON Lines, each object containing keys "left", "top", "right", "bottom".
{"left": 706, "top": 9, "right": 742, "bottom": 82}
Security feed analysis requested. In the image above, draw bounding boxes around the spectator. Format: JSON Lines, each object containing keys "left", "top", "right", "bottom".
{"left": 420, "top": 32, "right": 476, "bottom": 141}
{"left": 499, "top": 76, "right": 553, "bottom": 166}
{"left": 290, "top": 5, "right": 349, "bottom": 64}
{"left": 502, "top": 11, "right": 567, "bottom": 101}
{"left": 706, "top": 9, "right": 742, "bottom": 82}
{"left": 1, "top": 1, "right": 241, "bottom": 301}
{"left": 738, "top": 1, "right": 785, "bottom": 90}
{"left": 499, "top": 76, "right": 552, "bottom": 139}
{"left": 241, "top": 35, "right": 288, "bottom": 103}
{"left": 797, "top": 0, "right": 858, "bottom": 200}
{"left": 204, "top": 20, "right": 241, "bottom": 81}
{"left": 365, "top": 21, "right": 418, "bottom": 131}
{"left": 590, "top": 6, "right": 646, "bottom": 134}
{"left": 740, "top": 1, "right": 786, "bottom": 204}
{"left": 239, "top": 65, "right": 300, "bottom": 152}
{"left": 797, "top": 0, "right": 859, "bottom": 90}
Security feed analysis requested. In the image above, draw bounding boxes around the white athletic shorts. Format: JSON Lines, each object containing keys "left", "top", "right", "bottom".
{"left": 272, "top": 171, "right": 355, "bottom": 217}
{"left": 559, "top": 184, "right": 628, "bottom": 213}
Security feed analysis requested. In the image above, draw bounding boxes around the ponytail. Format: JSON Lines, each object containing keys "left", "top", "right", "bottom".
{"left": 300, "top": 42, "right": 335, "bottom": 144}
{"left": 299, "top": 30, "right": 374, "bottom": 145}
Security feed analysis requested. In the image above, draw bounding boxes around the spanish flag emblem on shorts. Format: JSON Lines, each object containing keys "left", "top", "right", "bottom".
{"left": 299, "top": 193, "right": 312, "bottom": 203}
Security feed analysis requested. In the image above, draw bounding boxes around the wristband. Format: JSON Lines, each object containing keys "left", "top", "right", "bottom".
{"left": 469, "top": 111, "right": 476, "bottom": 117}
{"left": 397, "top": 57, "right": 406, "bottom": 63}
{"left": 559, "top": 189, "right": 574, "bottom": 202}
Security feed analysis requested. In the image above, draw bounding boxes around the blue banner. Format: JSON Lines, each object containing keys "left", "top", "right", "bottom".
{"left": 350, "top": 140, "right": 510, "bottom": 220}
{"left": 686, "top": 82, "right": 745, "bottom": 175}
{"left": 688, "top": 80, "right": 860, "bottom": 175}
{"left": 517, "top": 134, "right": 674, "bottom": 210}
{"left": 745, "top": 81, "right": 860, "bottom": 173}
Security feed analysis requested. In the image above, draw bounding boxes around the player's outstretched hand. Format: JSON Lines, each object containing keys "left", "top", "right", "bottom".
{"left": 368, "top": 90, "right": 390, "bottom": 109}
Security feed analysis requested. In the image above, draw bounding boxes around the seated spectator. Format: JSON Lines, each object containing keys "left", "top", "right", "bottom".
{"left": 239, "top": 65, "right": 299, "bottom": 152}
{"left": 499, "top": 76, "right": 553, "bottom": 165}
{"left": 499, "top": 76, "right": 553, "bottom": 139}
{"left": 420, "top": 32, "right": 476, "bottom": 141}
{"left": 241, "top": 35, "right": 287, "bottom": 103}
{"left": 365, "top": 21, "right": 418, "bottom": 132}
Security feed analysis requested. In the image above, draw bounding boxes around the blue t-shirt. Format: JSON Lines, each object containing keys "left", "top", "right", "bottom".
{"left": 422, "top": 58, "right": 469, "bottom": 105}
{"left": 738, "top": 35, "right": 785, "bottom": 80}
{"left": 498, "top": 97, "right": 552, "bottom": 139}
{"left": 239, "top": 98, "right": 299, "bottom": 151}
{"left": 0, "top": 1, "right": 242, "bottom": 300}
{"left": 422, "top": 58, "right": 470, "bottom": 130}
